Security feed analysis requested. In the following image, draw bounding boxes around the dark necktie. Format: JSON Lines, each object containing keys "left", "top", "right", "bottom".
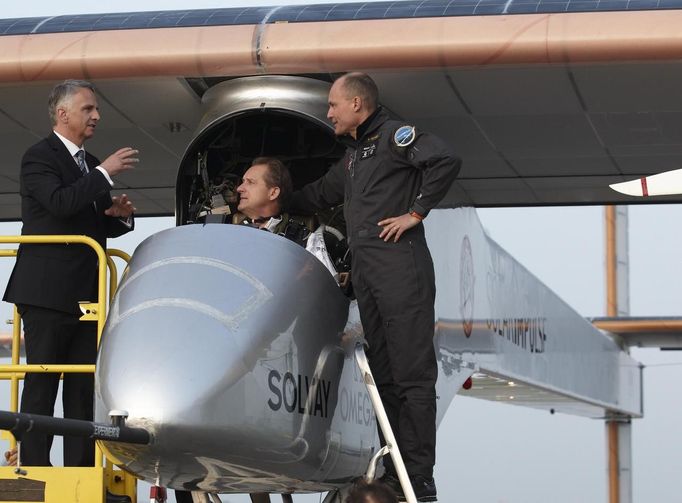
{"left": 75, "top": 150, "right": 88, "bottom": 176}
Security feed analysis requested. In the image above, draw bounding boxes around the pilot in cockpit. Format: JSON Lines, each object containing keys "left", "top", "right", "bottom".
{"left": 235, "top": 157, "right": 341, "bottom": 280}
{"left": 234, "top": 156, "right": 308, "bottom": 244}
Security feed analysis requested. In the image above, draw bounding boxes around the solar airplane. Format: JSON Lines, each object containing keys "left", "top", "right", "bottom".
{"left": 3, "top": 0, "right": 679, "bottom": 500}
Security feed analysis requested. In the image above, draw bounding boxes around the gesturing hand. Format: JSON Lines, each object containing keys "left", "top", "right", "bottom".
{"left": 105, "top": 193, "right": 136, "bottom": 218}
{"left": 100, "top": 147, "right": 139, "bottom": 177}
{"left": 378, "top": 213, "right": 421, "bottom": 242}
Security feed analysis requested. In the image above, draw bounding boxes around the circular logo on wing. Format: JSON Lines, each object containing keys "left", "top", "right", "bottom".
{"left": 460, "top": 235, "right": 474, "bottom": 338}
{"left": 393, "top": 125, "right": 416, "bottom": 147}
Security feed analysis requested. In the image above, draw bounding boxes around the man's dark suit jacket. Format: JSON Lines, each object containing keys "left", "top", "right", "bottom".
{"left": 3, "top": 132, "right": 133, "bottom": 314}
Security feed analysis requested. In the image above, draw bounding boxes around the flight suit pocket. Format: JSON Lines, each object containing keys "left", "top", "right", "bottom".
{"left": 407, "top": 240, "right": 423, "bottom": 300}
{"left": 407, "top": 239, "right": 436, "bottom": 305}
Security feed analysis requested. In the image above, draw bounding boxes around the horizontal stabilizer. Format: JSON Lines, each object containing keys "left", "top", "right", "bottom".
{"left": 429, "top": 209, "right": 642, "bottom": 419}
{"left": 592, "top": 317, "right": 682, "bottom": 349}
{"left": 610, "top": 168, "right": 682, "bottom": 197}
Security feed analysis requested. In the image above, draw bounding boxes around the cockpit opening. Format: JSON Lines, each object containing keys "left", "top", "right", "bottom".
{"left": 176, "top": 110, "right": 344, "bottom": 226}
{"left": 175, "top": 78, "right": 350, "bottom": 285}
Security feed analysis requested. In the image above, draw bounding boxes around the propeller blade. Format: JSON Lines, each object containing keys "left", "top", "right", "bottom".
{"left": 610, "top": 168, "right": 682, "bottom": 197}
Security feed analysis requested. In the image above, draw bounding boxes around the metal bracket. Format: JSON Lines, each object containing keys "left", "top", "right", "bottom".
{"left": 109, "top": 410, "right": 129, "bottom": 428}
{"left": 605, "top": 412, "right": 632, "bottom": 424}
{"left": 14, "top": 441, "right": 26, "bottom": 476}
{"left": 78, "top": 302, "right": 99, "bottom": 321}
{"left": 366, "top": 446, "right": 390, "bottom": 481}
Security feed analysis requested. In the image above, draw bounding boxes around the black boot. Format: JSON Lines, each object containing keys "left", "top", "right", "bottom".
{"left": 408, "top": 475, "right": 437, "bottom": 502}
{"left": 378, "top": 473, "right": 438, "bottom": 502}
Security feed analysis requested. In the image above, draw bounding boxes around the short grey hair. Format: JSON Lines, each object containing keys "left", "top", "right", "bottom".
{"left": 48, "top": 80, "right": 95, "bottom": 125}
{"left": 338, "top": 72, "right": 379, "bottom": 112}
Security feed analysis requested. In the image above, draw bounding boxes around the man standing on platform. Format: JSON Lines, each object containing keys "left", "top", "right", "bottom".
{"left": 290, "top": 72, "right": 461, "bottom": 502}
{"left": 3, "top": 79, "right": 138, "bottom": 466}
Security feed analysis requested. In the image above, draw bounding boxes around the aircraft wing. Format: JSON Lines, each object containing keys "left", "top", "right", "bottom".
{"left": 2, "top": 2, "right": 682, "bottom": 219}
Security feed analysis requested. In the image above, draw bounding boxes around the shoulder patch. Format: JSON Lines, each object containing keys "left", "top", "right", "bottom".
{"left": 393, "top": 125, "right": 416, "bottom": 147}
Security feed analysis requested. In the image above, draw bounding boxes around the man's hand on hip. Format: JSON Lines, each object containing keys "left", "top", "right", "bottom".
{"left": 378, "top": 213, "right": 421, "bottom": 242}
{"left": 100, "top": 147, "right": 139, "bottom": 177}
{"left": 105, "top": 193, "right": 136, "bottom": 218}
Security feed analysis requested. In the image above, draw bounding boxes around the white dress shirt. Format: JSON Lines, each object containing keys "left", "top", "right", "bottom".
{"left": 52, "top": 131, "right": 132, "bottom": 227}
{"left": 53, "top": 130, "right": 114, "bottom": 186}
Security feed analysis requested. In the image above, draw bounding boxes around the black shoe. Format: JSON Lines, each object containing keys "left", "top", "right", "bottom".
{"left": 378, "top": 473, "right": 438, "bottom": 502}
{"left": 409, "top": 475, "right": 437, "bottom": 502}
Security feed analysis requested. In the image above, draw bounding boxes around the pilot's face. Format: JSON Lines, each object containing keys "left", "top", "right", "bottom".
{"left": 327, "top": 79, "right": 359, "bottom": 137}
{"left": 58, "top": 87, "right": 100, "bottom": 146}
{"left": 237, "top": 164, "right": 280, "bottom": 218}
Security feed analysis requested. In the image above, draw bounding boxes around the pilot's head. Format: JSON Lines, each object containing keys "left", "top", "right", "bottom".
{"left": 328, "top": 72, "right": 379, "bottom": 138}
{"left": 237, "top": 157, "right": 292, "bottom": 220}
{"left": 49, "top": 80, "right": 100, "bottom": 147}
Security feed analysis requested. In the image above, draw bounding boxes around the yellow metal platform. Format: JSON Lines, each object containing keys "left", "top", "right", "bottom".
{"left": 0, "top": 241, "right": 137, "bottom": 503}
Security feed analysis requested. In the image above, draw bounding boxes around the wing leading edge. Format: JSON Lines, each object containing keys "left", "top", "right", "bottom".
{"left": 4, "top": 4, "right": 682, "bottom": 218}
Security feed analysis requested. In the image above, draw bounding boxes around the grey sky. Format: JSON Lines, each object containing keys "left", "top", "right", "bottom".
{"left": 1, "top": 2, "right": 681, "bottom": 502}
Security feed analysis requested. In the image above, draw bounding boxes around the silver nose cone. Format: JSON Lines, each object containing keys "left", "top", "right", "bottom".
{"left": 95, "top": 224, "right": 351, "bottom": 491}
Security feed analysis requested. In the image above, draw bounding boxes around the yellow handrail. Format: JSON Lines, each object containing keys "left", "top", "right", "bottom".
{"left": 0, "top": 234, "right": 108, "bottom": 341}
{"left": 106, "top": 256, "right": 118, "bottom": 303}
{"left": 10, "top": 307, "right": 20, "bottom": 417}
{"left": 106, "top": 249, "right": 131, "bottom": 302}
{"left": 0, "top": 235, "right": 116, "bottom": 467}
{"left": 0, "top": 364, "right": 96, "bottom": 373}
{"left": 107, "top": 248, "right": 131, "bottom": 264}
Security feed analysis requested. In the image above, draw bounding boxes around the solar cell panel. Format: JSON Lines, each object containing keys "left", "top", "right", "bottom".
{"left": 1, "top": 0, "right": 681, "bottom": 37}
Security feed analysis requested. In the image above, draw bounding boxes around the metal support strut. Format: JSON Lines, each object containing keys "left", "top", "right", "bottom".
{"left": 353, "top": 343, "right": 418, "bottom": 503}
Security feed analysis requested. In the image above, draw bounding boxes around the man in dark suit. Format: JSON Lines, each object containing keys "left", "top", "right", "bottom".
{"left": 3, "top": 79, "right": 138, "bottom": 466}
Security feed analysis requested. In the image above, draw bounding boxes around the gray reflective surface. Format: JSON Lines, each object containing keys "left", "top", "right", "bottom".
{"left": 196, "top": 76, "right": 332, "bottom": 139}
{"left": 428, "top": 208, "right": 642, "bottom": 419}
{"left": 94, "top": 208, "right": 642, "bottom": 494}
{"left": 96, "top": 76, "right": 642, "bottom": 492}
{"left": 174, "top": 75, "right": 342, "bottom": 225}
{"left": 95, "top": 224, "right": 373, "bottom": 492}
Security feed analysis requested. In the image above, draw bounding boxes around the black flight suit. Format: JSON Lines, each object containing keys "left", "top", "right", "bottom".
{"left": 290, "top": 108, "right": 461, "bottom": 478}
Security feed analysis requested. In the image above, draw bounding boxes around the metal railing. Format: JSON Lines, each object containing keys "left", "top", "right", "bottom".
{"left": 107, "top": 248, "right": 132, "bottom": 302}
{"left": 354, "top": 343, "right": 418, "bottom": 503}
{"left": 0, "top": 235, "right": 130, "bottom": 468}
